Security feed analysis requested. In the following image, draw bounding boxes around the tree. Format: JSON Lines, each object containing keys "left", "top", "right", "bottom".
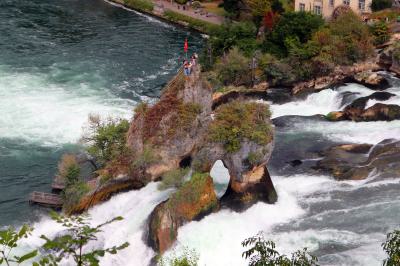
{"left": 371, "top": 21, "right": 390, "bottom": 45}
{"left": 214, "top": 47, "right": 252, "bottom": 86}
{"left": 0, "top": 225, "right": 38, "bottom": 266}
{"left": 37, "top": 213, "right": 129, "bottom": 266}
{"left": 208, "top": 21, "right": 258, "bottom": 59}
{"left": 81, "top": 115, "right": 130, "bottom": 166}
{"left": 327, "top": 11, "right": 374, "bottom": 64}
{"left": 264, "top": 12, "right": 324, "bottom": 57}
{"left": 382, "top": 229, "right": 400, "bottom": 266}
{"left": 370, "top": 0, "right": 392, "bottom": 12}
{"left": 242, "top": 233, "right": 318, "bottom": 266}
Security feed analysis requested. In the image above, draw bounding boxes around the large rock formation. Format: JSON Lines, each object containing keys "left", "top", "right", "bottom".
{"left": 148, "top": 173, "right": 218, "bottom": 253}
{"left": 316, "top": 139, "right": 400, "bottom": 180}
{"left": 326, "top": 91, "right": 400, "bottom": 122}
{"left": 69, "top": 65, "right": 277, "bottom": 252}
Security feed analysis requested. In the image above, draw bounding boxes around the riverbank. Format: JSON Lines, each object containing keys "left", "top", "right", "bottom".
{"left": 105, "top": 0, "right": 223, "bottom": 33}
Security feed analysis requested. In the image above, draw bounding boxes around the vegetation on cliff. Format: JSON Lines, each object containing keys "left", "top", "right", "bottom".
{"left": 82, "top": 115, "right": 130, "bottom": 166}
{"left": 203, "top": 10, "right": 376, "bottom": 89}
{"left": 209, "top": 100, "right": 272, "bottom": 152}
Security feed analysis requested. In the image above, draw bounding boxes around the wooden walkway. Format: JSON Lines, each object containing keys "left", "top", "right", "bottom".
{"left": 29, "top": 191, "right": 63, "bottom": 208}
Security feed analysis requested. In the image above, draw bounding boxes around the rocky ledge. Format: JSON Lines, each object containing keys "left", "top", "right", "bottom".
{"left": 316, "top": 139, "right": 400, "bottom": 180}
{"left": 326, "top": 91, "right": 400, "bottom": 122}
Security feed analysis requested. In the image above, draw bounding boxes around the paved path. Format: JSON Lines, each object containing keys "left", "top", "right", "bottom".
{"left": 154, "top": 0, "right": 224, "bottom": 25}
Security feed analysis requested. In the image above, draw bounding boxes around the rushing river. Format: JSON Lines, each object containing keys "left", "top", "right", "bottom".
{"left": 0, "top": 0, "right": 203, "bottom": 226}
{"left": 1, "top": 1, "right": 399, "bottom": 266}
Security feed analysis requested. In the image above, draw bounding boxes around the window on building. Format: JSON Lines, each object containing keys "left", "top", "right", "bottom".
{"left": 343, "top": 0, "right": 350, "bottom": 5}
{"left": 314, "top": 5, "right": 322, "bottom": 15}
{"left": 299, "top": 3, "right": 305, "bottom": 11}
{"left": 329, "top": 0, "right": 335, "bottom": 6}
{"left": 359, "top": 0, "right": 365, "bottom": 10}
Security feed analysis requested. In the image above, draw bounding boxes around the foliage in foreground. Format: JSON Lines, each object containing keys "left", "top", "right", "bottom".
{"left": 0, "top": 214, "right": 129, "bottom": 266}
{"left": 38, "top": 213, "right": 129, "bottom": 266}
{"left": 242, "top": 233, "right": 318, "bottom": 266}
{"left": 0, "top": 225, "right": 37, "bottom": 266}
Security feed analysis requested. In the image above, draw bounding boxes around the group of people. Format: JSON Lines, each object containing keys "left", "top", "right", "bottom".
{"left": 183, "top": 53, "right": 197, "bottom": 76}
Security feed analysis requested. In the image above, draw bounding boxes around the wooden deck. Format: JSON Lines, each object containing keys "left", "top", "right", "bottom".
{"left": 29, "top": 191, "right": 63, "bottom": 208}
{"left": 52, "top": 176, "right": 65, "bottom": 190}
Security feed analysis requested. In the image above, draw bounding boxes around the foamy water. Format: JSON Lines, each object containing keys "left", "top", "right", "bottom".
{"left": 0, "top": 67, "right": 134, "bottom": 146}
{"left": 270, "top": 83, "right": 374, "bottom": 118}
{"left": 3, "top": 1, "right": 400, "bottom": 263}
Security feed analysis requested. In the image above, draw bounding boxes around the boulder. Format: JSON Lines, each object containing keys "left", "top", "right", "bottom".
{"left": 353, "top": 71, "right": 389, "bottom": 90}
{"left": 292, "top": 61, "right": 381, "bottom": 95}
{"left": 326, "top": 92, "right": 398, "bottom": 122}
{"left": 148, "top": 173, "right": 218, "bottom": 253}
{"left": 316, "top": 140, "right": 400, "bottom": 180}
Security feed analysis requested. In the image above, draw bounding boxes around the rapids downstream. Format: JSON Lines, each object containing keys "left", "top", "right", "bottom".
{"left": 1, "top": 1, "right": 399, "bottom": 266}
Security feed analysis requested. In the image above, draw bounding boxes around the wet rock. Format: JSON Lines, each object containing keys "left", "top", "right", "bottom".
{"left": 148, "top": 173, "right": 218, "bottom": 253}
{"left": 316, "top": 140, "right": 400, "bottom": 180}
{"left": 326, "top": 92, "right": 398, "bottom": 122}
{"left": 288, "top": 159, "right": 303, "bottom": 167}
{"left": 292, "top": 61, "right": 381, "bottom": 95}
{"left": 220, "top": 166, "right": 277, "bottom": 211}
{"left": 353, "top": 71, "right": 389, "bottom": 90}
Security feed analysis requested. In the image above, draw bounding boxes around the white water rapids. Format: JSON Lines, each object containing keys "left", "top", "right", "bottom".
{"left": 11, "top": 78, "right": 400, "bottom": 265}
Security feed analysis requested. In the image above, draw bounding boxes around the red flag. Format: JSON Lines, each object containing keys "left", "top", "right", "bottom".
{"left": 184, "top": 38, "right": 188, "bottom": 53}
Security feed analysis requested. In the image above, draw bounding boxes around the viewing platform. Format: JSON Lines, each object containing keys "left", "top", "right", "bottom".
{"left": 29, "top": 191, "right": 63, "bottom": 208}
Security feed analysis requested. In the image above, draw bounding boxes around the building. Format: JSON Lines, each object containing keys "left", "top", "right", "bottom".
{"left": 294, "top": 0, "right": 372, "bottom": 18}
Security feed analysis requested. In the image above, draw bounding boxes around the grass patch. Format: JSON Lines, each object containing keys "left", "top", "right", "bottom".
{"left": 124, "top": 0, "right": 154, "bottom": 12}
{"left": 158, "top": 167, "right": 190, "bottom": 190}
{"left": 163, "top": 10, "right": 220, "bottom": 33}
{"left": 208, "top": 100, "right": 273, "bottom": 153}
{"left": 167, "top": 172, "right": 217, "bottom": 219}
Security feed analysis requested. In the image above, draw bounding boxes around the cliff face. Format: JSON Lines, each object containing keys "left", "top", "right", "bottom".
{"left": 69, "top": 65, "right": 277, "bottom": 252}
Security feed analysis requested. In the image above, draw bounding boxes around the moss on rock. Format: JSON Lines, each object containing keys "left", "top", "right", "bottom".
{"left": 148, "top": 173, "right": 218, "bottom": 253}
{"left": 208, "top": 100, "right": 273, "bottom": 152}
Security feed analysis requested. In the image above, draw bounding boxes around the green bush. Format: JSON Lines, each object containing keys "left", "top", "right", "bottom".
{"left": 371, "top": 0, "right": 392, "bottom": 12}
{"left": 209, "top": 100, "right": 273, "bottom": 153}
{"left": 371, "top": 21, "right": 390, "bottom": 45}
{"left": 326, "top": 11, "right": 374, "bottom": 65}
{"left": 158, "top": 168, "right": 190, "bottom": 190}
{"left": 82, "top": 115, "right": 130, "bottom": 166}
{"left": 57, "top": 154, "right": 81, "bottom": 186}
{"left": 124, "top": 0, "right": 154, "bottom": 12}
{"left": 260, "top": 54, "right": 297, "bottom": 85}
{"left": 209, "top": 22, "right": 258, "bottom": 57}
{"left": 215, "top": 47, "right": 252, "bottom": 86}
{"left": 264, "top": 11, "right": 325, "bottom": 57}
